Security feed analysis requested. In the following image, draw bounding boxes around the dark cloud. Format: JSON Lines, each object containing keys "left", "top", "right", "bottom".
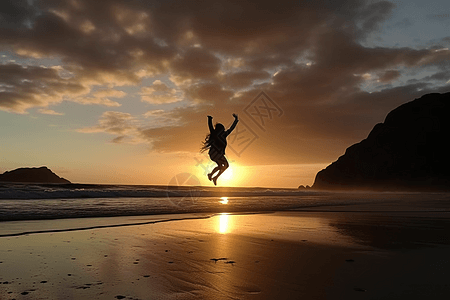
{"left": 221, "top": 71, "right": 271, "bottom": 89}
{"left": 0, "top": 63, "right": 88, "bottom": 113}
{"left": 1, "top": 1, "right": 174, "bottom": 83}
{"left": 352, "top": 1, "right": 395, "bottom": 38}
{"left": 422, "top": 71, "right": 450, "bottom": 82}
{"left": 0, "top": 63, "right": 127, "bottom": 112}
{"left": 185, "top": 83, "right": 234, "bottom": 104}
{"left": 378, "top": 70, "right": 401, "bottom": 82}
{"left": 0, "top": 0, "right": 37, "bottom": 29}
{"left": 170, "top": 48, "right": 221, "bottom": 83}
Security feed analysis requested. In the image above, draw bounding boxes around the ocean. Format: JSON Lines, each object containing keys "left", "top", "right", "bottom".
{"left": 2, "top": 183, "right": 450, "bottom": 223}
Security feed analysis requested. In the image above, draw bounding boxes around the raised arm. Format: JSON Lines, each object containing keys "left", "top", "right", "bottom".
{"left": 207, "top": 115, "right": 214, "bottom": 133}
{"left": 227, "top": 113, "right": 239, "bottom": 134}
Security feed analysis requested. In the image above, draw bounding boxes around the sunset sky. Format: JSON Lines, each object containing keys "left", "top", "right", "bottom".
{"left": 1, "top": 0, "right": 450, "bottom": 188}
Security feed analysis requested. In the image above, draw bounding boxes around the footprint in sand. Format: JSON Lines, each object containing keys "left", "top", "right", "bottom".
{"left": 236, "top": 284, "right": 261, "bottom": 295}
{"left": 210, "top": 257, "right": 228, "bottom": 263}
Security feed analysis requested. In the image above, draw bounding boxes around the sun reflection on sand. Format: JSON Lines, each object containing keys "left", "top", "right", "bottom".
{"left": 219, "top": 197, "right": 228, "bottom": 204}
{"left": 218, "top": 213, "right": 230, "bottom": 234}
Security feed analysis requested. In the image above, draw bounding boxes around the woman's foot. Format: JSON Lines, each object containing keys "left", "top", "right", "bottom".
{"left": 207, "top": 173, "right": 213, "bottom": 181}
{"left": 212, "top": 176, "right": 218, "bottom": 186}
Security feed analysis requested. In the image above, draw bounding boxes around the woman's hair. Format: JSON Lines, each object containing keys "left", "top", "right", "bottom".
{"left": 200, "top": 123, "right": 225, "bottom": 153}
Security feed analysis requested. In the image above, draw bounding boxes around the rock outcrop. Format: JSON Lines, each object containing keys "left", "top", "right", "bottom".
{"left": 0, "top": 166, "right": 71, "bottom": 184}
{"left": 313, "top": 92, "right": 450, "bottom": 191}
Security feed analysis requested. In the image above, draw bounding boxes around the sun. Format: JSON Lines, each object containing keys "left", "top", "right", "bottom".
{"left": 217, "top": 164, "right": 246, "bottom": 186}
{"left": 194, "top": 162, "right": 246, "bottom": 187}
{"left": 221, "top": 166, "right": 233, "bottom": 181}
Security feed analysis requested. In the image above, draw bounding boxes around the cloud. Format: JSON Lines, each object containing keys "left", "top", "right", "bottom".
{"left": 185, "top": 83, "right": 234, "bottom": 104}
{"left": 92, "top": 89, "right": 126, "bottom": 98}
{"left": 142, "top": 80, "right": 173, "bottom": 93}
{"left": 70, "top": 88, "right": 126, "bottom": 107}
{"left": 220, "top": 71, "right": 271, "bottom": 89}
{"left": 2, "top": 0, "right": 450, "bottom": 165}
{"left": 169, "top": 48, "right": 222, "bottom": 83}
{"left": 420, "top": 70, "right": 450, "bottom": 82}
{"left": 38, "top": 108, "right": 65, "bottom": 115}
{"left": 75, "top": 0, "right": 450, "bottom": 164}
{"left": 0, "top": 0, "right": 37, "bottom": 29}
{"left": 0, "top": 63, "right": 88, "bottom": 113}
{"left": 77, "top": 109, "right": 183, "bottom": 144}
{"left": 141, "top": 94, "right": 180, "bottom": 104}
{"left": 72, "top": 97, "right": 121, "bottom": 107}
{"left": 140, "top": 80, "right": 182, "bottom": 104}
{"left": 353, "top": 1, "right": 395, "bottom": 38}
{"left": 77, "top": 111, "right": 142, "bottom": 143}
{"left": 0, "top": 0, "right": 175, "bottom": 112}
{"left": 0, "top": 63, "right": 129, "bottom": 113}
{"left": 77, "top": 111, "right": 136, "bottom": 134}
{"left": 377, "top": 70, "right": 401, "bottom": 83}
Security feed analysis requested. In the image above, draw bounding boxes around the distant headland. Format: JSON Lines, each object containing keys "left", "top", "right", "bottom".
{"left": 0, "top": 166, "right": 71, "bottom": 184}
{"left": 312, "top": 92, "right": 450, "bottom": 191}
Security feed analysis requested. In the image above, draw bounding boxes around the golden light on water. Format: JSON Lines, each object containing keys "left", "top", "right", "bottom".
{"left": 219, "top": 197, "right": 228, "bottom": 204}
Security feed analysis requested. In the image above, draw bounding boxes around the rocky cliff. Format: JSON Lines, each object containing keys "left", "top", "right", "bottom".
{"left": 313, "top": 92, "right": 450, "bottom": 191}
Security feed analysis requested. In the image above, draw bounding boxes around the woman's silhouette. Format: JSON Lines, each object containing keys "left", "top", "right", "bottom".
{"left": 201, "top": 113, "right": 239, "bottom": 185}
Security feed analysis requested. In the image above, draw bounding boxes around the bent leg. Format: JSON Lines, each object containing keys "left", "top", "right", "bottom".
{"left": 212, "top": 157, "right": 229, "bottom": 185}
{"left": 208, "top": 164, "right": 221, "bottom": 180}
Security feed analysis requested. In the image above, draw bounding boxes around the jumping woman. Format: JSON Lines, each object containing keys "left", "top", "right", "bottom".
{"left": 201, "top": 113, "right": 239, "bottom": 186}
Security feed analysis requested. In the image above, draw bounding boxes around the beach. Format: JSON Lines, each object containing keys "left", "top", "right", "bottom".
{"left": 1, "top": 209, "right": 450, "bottom": 299}
{"left": 2, "top": 0, "right": 450, "bottom": 299}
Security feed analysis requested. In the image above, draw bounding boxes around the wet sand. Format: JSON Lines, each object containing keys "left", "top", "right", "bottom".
{"left": 1, "top": 211, "right": 450, "bottom": 299}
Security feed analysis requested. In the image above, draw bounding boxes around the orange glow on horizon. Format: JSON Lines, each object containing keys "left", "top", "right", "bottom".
{"left": 192, "top": 161, "right": 250, "bottom": 187}
{"left": 215, "top": 164, "right": 249, "bottom": 186}
{"left": 188, "top": 161, "right": 324, "bottom": 188}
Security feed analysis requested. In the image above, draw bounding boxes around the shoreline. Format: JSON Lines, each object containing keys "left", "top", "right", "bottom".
{"left": 1, "top": 211, "right": 450, "bottom": 299}
{"left": 2, "top": 207, "right": 450, "bottom": 238}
